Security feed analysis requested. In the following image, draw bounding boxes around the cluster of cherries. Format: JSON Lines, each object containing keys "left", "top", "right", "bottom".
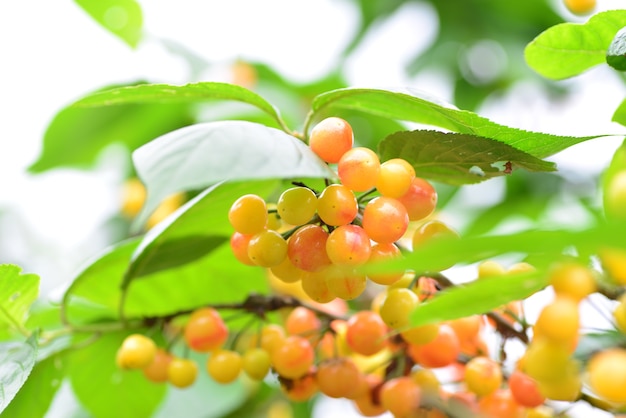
{"left": 228, "top": 117, "right": 450, "bottom": 303}
{"left": 113, "top": 117, "right": 626, "bottom": 417}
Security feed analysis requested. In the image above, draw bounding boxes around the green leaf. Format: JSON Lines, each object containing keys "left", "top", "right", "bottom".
{"left": 409, "top": 271, "right": 548, "bottom": 327}
{"left": 525, "top": 10, "right": 626, "bottom": 79}
{"left": 154, "top": 351, "right": 249, "bottom": 418}
{"left": 309, "top": 88, "right": 603, "bottom": 158}
{"left": 574, "top": 331, "right": 626, "bottom": 363}
{"left": 74, "top": 0, "right": 142, "bottom": 48}
{"left": 62, "top": 238, "right": 141, "bottom": 322}
{"left": 1, "top": 353, "right": 65, "bottom": 418}
{"left": 612, "top": 99, "right": 626, "bottom": 127}
{"left": 72, "top": 82, "right": 287, "bottom": 130}
{"left": 367, "top": 222, "right": 626, "bottom": 276}
{"left": 607, "top": 27, "right": 626, "bottom": 71}
{"left": 64, "top": 238, "right": 269, "bottom": 319}
{"left": 378, "top": 130, "right": 556, "bottom": 185}
{"left": 0, "top": 265, "right": 39, "bottom": 331}
{"left": 29, "top": 89, "right": 192, "bottom": 173}
{"left": 132, "top": 121, "right": 334, "bottom": 228}
{"left": 124, "top": 180, "right": 279, "bottom": 285}
{"left": 0, "top": 335, "right": 38, "bottom": 415}
{"left": 602, "top": 138, "right": 626, "bottom": 222}
{"left": 68, "top": 332, "right": 166, "bottom": 418}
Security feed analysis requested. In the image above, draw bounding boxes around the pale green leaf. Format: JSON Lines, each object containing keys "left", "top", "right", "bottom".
{"left": 0, "top": 266, "right": 39, "bottom": 331}
{"left": 525, "top": 10, "right": 626, "bottom": 79}
{"left": 0, "top": 335, "right": 38, "bottom": 415}
{"left": 132, "top": 121, "right": 334, "bottom": 228}
{"left": 74, "top": 0, "right": 142, "bottom": 48}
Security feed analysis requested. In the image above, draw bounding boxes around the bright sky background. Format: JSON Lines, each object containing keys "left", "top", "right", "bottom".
{"left": 2, "top": 1, "right": 626, "bottom": 416}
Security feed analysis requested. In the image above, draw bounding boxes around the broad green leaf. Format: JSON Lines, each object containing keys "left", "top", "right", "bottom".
{"left": 607, "top": 26, "right": 626, "bottom": 71}
{"left": 612, "top": 99, "right": 626, "bottom": 127}
{"left": 154, "top": 351, "right": 249, "bottom": 418}
{"left": 68, "top": 332, "right": 165, "bottom": 418}
{"left": 64, "top": 238, "right": 269, "bottom": 319}
{"left": 124, "top": 180, "right": 279, "bottom": 285}
{"left": 309, "top": 88, "right": 603, "bottom": 158}
{"left": 72, "top": 82, "right": 287, "bottom": 130}
{"left": 525, "top": 10, "right": 626, "bottom": 79}
{"left": 574, "top": 331, "right": 626, "bottom": 362}
{"left": 409, "top": 270, "right": 548, "bottom": 327}
{"left": 62, "top": 238, "right": 141, "bottom": 322}
{"left": 29, "top": 95, "right": 191, "bottom": 173}
{"left": 0, "top": 265, "right": 39, "bottom": 331}
{"left": 378, "top": 130, "right": 556, "bottom": 185}
{"left": 132, "top": 121, "right": 334, "bottom": 228}
{"left": 1, "top": 353, "right": 65, "bottom": 418}
{"left": 74, "top": 0, "right": 142, "bottom": 48}
{"left": 0, "top": 335, "right": 38, "bottom": 415}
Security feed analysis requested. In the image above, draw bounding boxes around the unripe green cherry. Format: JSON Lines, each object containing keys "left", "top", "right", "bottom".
{"left": 380, "top": 288, "right": 419, "bottom": 329}
{"left": 277, "top": 187, "right": 317, "bottom": 225}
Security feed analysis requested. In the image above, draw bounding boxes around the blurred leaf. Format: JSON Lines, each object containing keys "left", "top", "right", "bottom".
{"left": 30, "top": 93, "right": 192, "bottom": 173}
{"left": 68, "top": 332, "right": 166, "bottom": 418}
{"left": 574, "top": 331, "right": 626, "bottom": 362}
{"left": 409, "top": 270, "right": 548, "bottom": 327}
{"left": 0, "top": 335, "right": 37, "bottom": 415}
{"left": 1, "top": 353, "right": 65, "bottom": 418}
{"left": 124, "top": 180, "right": 279, "bottom": 284}
{"left": 368, "top": 222, "right": 626, "bottom": 276}
{"left": 74, "top": 0, "right": 142, "bottom": 48}
{"left": 72, "top": 82, "right": 287, "bottom": 130}
{"left": 132, "top": 121, "right": 334, "bottom": 228}
{"left": 612, "top": 99, "right": 626, "bottom": 127}
{"left": 525, "top": 10, "right": 626, "bottom": 79}
{"left": 602, "top": 138, "right": 626, "bottom": 222}
{"left": 607, "top": 27, "right": 626, "bottom": 71}
{"left": 154, "top": 350, "right": 249, "bottom": 418}
{"left": 378, "top": 130, "right": 555, "bottom": 185}
{"left": 0, "top": 265, "right": 39, "bottom": 331}
{"left": 310, "top": 88, "right": 604, "bottom": 157}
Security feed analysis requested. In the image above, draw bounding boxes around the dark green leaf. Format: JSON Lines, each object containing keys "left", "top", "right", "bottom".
{"left": 0, "top": 335, "right": 38, "bottom": 415}
{"left": 309, "top": 88, "right": 603, "bottom": 158}
{"left": 132, "top": 121, "right": 334, "bottom": 227}
{"left": 607, "top": 27, "right": 626, "bottom": 70}
{"left": 124, "top": 180, "right": 279, "bottom": 284}
{"left": 378, "top": 130, "right": 555, "bottom": 185}
{"left": 0, "top": 265, "right": 39, "bottom": 331}
{"left": 1, "top": 353, "right": 65, "bottom": 418}
{"left": 72, "top": 82, "right": 286, "bottom": 130}
{"left": 525, "top": 10, "right": 626, "bottom": 79}
{"left": 409, "top": 271, "right": 548, "bottom": 327}
{"left": 68, "top": 332, "right": 166, "bottom": 418}
{"left": 74, "top": 0, "right": 142, "bottom": 48}
{"left": 29, "top": 95, "right": 191, "bottom": 173}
